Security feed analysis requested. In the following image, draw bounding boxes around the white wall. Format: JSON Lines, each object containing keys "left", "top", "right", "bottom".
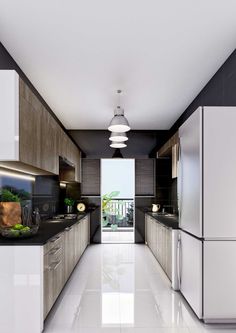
{"left": 101, "top": 159, "right": 135, "bottom": 199}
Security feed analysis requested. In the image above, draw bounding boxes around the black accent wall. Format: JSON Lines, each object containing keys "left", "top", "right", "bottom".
{"left": 69, "top": 130, "right": 168, "bottom": 158}
{"left": 170, "top": 48, "right": 236, "bottom": 136}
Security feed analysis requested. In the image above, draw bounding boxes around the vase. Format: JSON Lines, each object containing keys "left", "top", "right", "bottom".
{"left": 66, "top": 206, "right": 73, "bottom": 214}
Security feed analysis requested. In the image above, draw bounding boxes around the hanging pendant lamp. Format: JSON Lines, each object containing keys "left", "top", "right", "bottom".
{"left": 110, "top": 141, "right": 127, "bottom": 148}
{"left": 108, "top": 90, "right": 130, "bottom": 133}
{"left": 109, "top": 132, "right": 128, "bottom": 142}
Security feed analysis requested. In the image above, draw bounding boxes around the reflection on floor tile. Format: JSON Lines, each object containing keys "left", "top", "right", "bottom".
{"left": 102, "top": 231, "right": 134, "bottom": 243}
{"left": 44, "top": 244, "right": 236, "bottom": 333}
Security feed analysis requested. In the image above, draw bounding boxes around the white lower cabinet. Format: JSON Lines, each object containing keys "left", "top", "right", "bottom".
{"left": 44, "top": 215, "right": 90, "bottom": 319}
{"left": 145, "top": 214, "right": 172, "bottom": 280}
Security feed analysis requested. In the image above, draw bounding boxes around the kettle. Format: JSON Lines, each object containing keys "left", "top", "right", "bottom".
{"left": 152, "top": 204, "right": 161, "bottom": 212}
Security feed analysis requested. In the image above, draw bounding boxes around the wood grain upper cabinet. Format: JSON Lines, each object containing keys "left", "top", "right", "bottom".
{"left": 135, "top": 159, "right": 155, "bottom": 196}
{"left": 58, "top": 126, "right": 81, "bottom": 182}
{"left": 158, "top": 132, "right": 179, "bottom": 179}
{"left": 40, "top": 106, "right": 59, "bottom": 174}
{"left": 19, "top": 79, "right": 42, "bottom": 168}
{"left": 0, "top": 71, "right": 81, "bottom": 177}
{"left": 81, "top": 159, "right": 100, "bottom": 196}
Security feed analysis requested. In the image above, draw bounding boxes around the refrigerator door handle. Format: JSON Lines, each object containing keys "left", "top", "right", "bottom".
{"left": 177, "top": 139, "right": 182, "bottom": 222}
{"left": 177, "top": 234, "right": 181, "bottom": 288}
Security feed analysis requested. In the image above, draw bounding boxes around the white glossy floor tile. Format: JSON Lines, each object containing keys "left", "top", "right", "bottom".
{"left": 102, "top": 231, "right": 134, "bottom": 243}
{"left": 121, "top": 328, "right": 190, "bottom": 333}
{"left": 44, "top": 244, "right": 235, "bottom": 333}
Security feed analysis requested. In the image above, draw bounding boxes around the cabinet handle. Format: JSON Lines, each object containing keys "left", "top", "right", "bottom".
{"left": 50, "top": 235, "right": 61, "bottom": 243}
{"left": 48, "top": 247, "right": 61, "bottom": 256}
{"left": 50, "top": 238, "right": 57, "bottom": 242}
{"left": 177, "top": 140, "right": 182, "bottom": 221}
{"left": 48, "top": 260, "right": 62, "bottom": 271}
{"left": 177, "top": 234, "right": 181, "bottom": 288}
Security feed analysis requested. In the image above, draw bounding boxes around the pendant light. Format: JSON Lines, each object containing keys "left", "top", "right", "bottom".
{"left": 108, "top": 90, "right": 130, "bottom": 133}
{"left": 110, "top": 141, "right": 127, "bottom": 148}
{"left": 109, "top": 132, "right": 128, "bottom": 142}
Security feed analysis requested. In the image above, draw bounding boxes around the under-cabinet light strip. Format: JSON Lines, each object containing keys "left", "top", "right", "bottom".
{"left": 0, "top": 169, "right": 35, "bottom": 181}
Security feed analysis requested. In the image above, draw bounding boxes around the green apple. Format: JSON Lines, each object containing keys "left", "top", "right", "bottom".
{"left": 13, "top": 224, "right": 24, "bottom": 230}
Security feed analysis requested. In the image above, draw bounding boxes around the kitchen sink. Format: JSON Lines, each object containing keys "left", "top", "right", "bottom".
{"left": 46, "top": 219, "right": 65, "bottom": 223}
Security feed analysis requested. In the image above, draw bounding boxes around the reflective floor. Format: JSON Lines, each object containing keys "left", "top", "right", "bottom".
{"left": 44, "top": 244, "right": 236, "bottom": 333}
{"left": 102, "top": 231, "right": 134, "bottom": 243}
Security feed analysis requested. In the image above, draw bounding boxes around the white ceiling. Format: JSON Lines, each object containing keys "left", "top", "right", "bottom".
{"left": 0, "top": 0, "right": 236, "bottom": 130}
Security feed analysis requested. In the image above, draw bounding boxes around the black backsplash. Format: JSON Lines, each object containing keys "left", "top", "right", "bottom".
{"left": 0, "top": 172, "right": 81, "bottom": 222}
{"left": 33, "top": 176, "right": 60, "bottom": 220}
{"left": 156, "top": 157, "right": 172, "bottom": 212}
{"left": 0, "top": 173, "right": 33, "bottom": 211}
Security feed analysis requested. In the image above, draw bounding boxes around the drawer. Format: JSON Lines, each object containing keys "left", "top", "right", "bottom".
{"left": 44, "top": 233, "right": 63, "bottom": 255}
{"left": 48, "top": 246, "right": 63, "bottom": 265}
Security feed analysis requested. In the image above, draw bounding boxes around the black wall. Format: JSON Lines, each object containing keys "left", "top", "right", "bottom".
{"left": 69, "top": 130, "right": 168, "bottom": 158}
{"left": 170, "top": 48, "right": 236, "bottom": 136}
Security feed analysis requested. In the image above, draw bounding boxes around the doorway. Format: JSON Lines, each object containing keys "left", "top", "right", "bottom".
{"left": 101, "top": 159, "right": 135, "bottom": 243}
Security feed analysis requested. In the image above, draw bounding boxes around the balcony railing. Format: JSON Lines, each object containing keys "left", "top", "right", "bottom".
{"left": 102, "top": 199, "right": 134, "bottom": 229}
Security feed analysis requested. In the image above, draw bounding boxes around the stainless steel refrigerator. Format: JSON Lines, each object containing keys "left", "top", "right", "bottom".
{"left": 177, "top": 106, "right": 236, "bottom": 323}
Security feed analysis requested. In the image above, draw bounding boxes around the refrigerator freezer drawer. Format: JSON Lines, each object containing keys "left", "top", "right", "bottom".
{"left": 204, "top": 241, "right": 236, "bottom": 322}
{"left": 180, "top": 231, "right": 202, "bottom": 318}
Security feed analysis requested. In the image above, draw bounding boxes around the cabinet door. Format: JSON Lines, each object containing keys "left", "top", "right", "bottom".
{"left": 166, "top": 229, "right": 172, "bottom": 280}
{"left": 162, "top": 227, "right": 167, "bottom": 271}
{"left": 74, "top": 147, "right": 81, "bottom": 182}
{"left": 69, "top": 226, "right": 75, "bottom": 274}
{"left": 145, "top": 216, "right": 150, "bottom": 246}
{"left": 82, "top": 218, "right": 87, "bottom": 254}
{"left": 53, "top": 259, "right": 63, "bottom": 301}
{"left": 19, "top": 80, "right": 42, "bottom": 168}
{"left": 64, "top": 227, "right": 72, "bottom": 280}
{"left": 151, "top": 220, "right": 157, "bottom": 258}
{"left": 156, "top": 222, "right": 160, "bottom": 262}
{"left": 83, "top": 215, "right": 89, "bottom": 247}
{"left": 41, "top": 107, "right": 58, "bottom": 174}
{"left": 81, "top": 159, "right": 100, "bottom": 196}
{"left": 58, "top": 126, "right": 68, "bottom": 160}
{"left": 43, "top": 253, "right": 54, "bottom": 319}
{"left": 135, "top": 159, "right": 155, "bottom": 196}
{"left": 74, "top": 223, "right": 81, "bottom": 264}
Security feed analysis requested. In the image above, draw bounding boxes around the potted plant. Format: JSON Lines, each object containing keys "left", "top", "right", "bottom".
{"left": 102, "top": 191, "right": 124, "bottom": 230}
{"left": 0, "top": 189, "right": 21, "bottom": 227}
{"left": 64, "top": 197, "right": 75, "bottom": 214}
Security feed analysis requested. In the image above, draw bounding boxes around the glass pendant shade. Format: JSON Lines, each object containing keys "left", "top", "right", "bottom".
{"left": 109, "top": 132, "right": 128, "bottom": 142}
{"left": 110, "top": 141, "right": 127, "bottom": 148}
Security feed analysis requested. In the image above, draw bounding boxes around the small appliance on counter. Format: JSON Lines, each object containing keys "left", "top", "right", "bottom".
{"left": 152, "top": 203, "right": 160, "bottom": 212}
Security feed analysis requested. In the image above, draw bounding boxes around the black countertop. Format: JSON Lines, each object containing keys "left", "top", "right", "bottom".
{"left": 0, "top": 213, "right": 89, "bottom": 246}
{"left": 137, "top": 207, "right": 179, "bottom": 229}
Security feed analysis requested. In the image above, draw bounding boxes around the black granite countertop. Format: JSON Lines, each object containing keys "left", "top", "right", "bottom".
{"left": 0, "top": 213, "right": 89, "bottom": 246}
{"left": 137, "top": 207, "right": 179, "bottom": 229}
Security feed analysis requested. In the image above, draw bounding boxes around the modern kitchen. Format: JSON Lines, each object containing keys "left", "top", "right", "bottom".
{"left": 0, "top": 1, "right": 236, "bottom": 333}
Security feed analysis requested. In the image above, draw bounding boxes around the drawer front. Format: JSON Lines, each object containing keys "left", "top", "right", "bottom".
{"left": 44, "top": 233, "right": 63, "bottom": 255}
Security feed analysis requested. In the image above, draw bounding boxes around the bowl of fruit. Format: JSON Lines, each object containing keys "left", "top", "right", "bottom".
{"left": 0, "top": 223, "right": 39, "bottom": 239}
